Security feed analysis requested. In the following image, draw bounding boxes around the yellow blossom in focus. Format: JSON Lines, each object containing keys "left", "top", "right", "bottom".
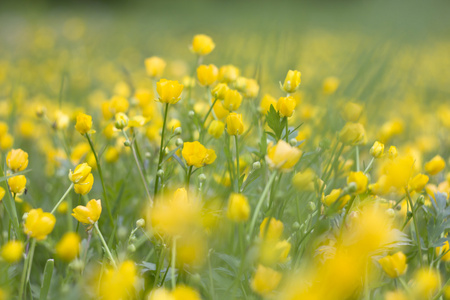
{"left": 156, "top": 79, "right": 184, "bottom": 104}
{"left": 282, "top": 70, "right": 301, "bottom": 94}
{"left": 276, "top": 96, "right": 296, "bottom": 118}
{"left": 182, "top": 141, "right": 216, "bottom": 168}
{"left": 75, "top": 113, "right": 93, "bottom": 135}
{"left": 226, "top": 113, "right": 244, "bottom": 136}
{"left": 24, "top": 208, "right": 56, "bottom": 240}
{"left": 74, "top": 172, "right": 94, "bottom": 195}
{"left": 323, "top": 188, "right": 351, "bottom": 209}
{"left": 6, "top": 149, "right": 29, "bottom": 172}
{"left": 8, "top": 175, "right": 27, "bottom": 194}
{"left": 72, "top": 199, "right": 102, "bottom": 225}
{"left": 69, "top": 163, "right": 92, "bottom": 184}
{"left": 223, "top": 89, "right": 242, "bottom": 111}
{"left": 197, "top": 64, "right": 218, "bottom": 86}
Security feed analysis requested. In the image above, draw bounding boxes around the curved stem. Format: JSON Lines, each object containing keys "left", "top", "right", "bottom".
{"left": 19, "top": 238, "right": 36, "bottom": 300}
{"left": 50, "top": 183, "right": 74, "bottom": 214}
{"left": 94, "top": 222, "right": 117, "bottom": 268}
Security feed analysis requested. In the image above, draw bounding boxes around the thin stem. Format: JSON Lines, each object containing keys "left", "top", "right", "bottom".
{"left": 202, "top": 93, "right": 217, "bottom": 125}
{"left": 153, "top": 248, "right": 165, "bottom": 289}
{"left": 85, "top": 134, "right": 113, "bottom": 225}
{"left": 285, "top": 117, "right": 289, "bottom": 142}
{"left": 122, "top": 130, "right": 153, "bottom": 206}
{"left": 50, "top": 183, "right": 74, "bottom": 214}
{"left": 355, "top": 145, "right": 360, "bottom": 172}
{"left": 19, "top": 238, "right": 36, "bottom": 300}
{"left": 171, "top": 237, "right": 177, "bottom": 289}
{"left": 405, "top": 188, "right": 424, "bottom": 267}
{"left": 154, "top": 103, "right": 170, "bottom": 197}
{"left": 248, "top": 172, "right": 278, "bottom": 238}
{"left": 364, "top": 157, "right": 375, "bottom": 174}
{"left": 186, "top": 166, "right": 193, "bottom": 190}
{"left": 432, "top": 275, "right": 450, "bottom": 300}
{"left": 94, "top": 223, "right": 117, "bottom": 268}
{"left": 208, "top": 251, "right": 216, "bottom": 300}
{"left": 234, "top": 135, "right": 240, "bottom": 193}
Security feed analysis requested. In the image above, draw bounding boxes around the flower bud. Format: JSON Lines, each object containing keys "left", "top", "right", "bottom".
{"left": 289, "top": 138, "right": 297, "bottom": 147}
{"left": 188, "top": 110, "right": 195, "bottom": 117}
{"left": 226, "top": 113, "right": 244, "bottom": 136}
{"left": 8, "top": 175, "right": 27, "bottom": 194}
{"left": 69, "top": 163, "right": 92, "bottom": 184}
{"left": 307, "top": 201, "right": 316, "bottom": 212}
{"left": 227, "top": 193, "right": 250, "bottom": 222}
{"left": 127, "top": 244, "right": 136, "bottom": 253}
{"left": 253, "top": 161, "right": 261, "bottom": 170}
{"left": 136, "top": 218, "right": 145, "bottom": 228}
{"left": 388, "top": 146, "right": 398, "bottom": 159}
{"left": 282, "top": 70, "right": 301, "bottom": 93}
{"left": 156, "top": 79, "right": 184, "bottom": 104}
{"left": 223, "top": 89, "right": 243, "bottom": 111}
{"left": 198, "top": 173, "right": 207, "bottom": 182}
{"left": 175, "top": 138, "right": 184, "bottom": 147}
{"left": 370, "top": 141, "right": 384, "bottom": 158}
{"left": 174, "top": 127, "right": 182, "bottom": 135}
{"left": 75, "top": 113, "right": 93, "bottom": 135}
{"left": 114, "top": 112, "right": 129, "bottom": 130}
{"left": 157, "top": 169, "right": 164, "bottom": 177}
{"left": 378, "top": 252, "right": 407, "bottom": 278}
{"left": 197, "top": 64, "right": 218, "bottom": 86}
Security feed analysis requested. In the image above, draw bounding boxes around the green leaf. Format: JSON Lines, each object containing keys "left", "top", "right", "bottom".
{"left": 266, "top": 105, "right": 283, "bottom": 140}
{"left": 39, "top": 259, "right": 54, "bottom": 300}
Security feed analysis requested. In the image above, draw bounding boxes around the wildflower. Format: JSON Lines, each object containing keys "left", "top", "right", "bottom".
{"left": 1, "top": 241, "right": 24, "bottom": 263}
{"left": 341, "top": 102, "right": 363, "bottom": 122}
{"left": 223, "top": 89, "right": 242, "bottom": 111}
{"left": 378, "top": 252, "right": 408, "bottom": 278}
{"left": 208, "top": 120, "right": 225, "bottom": 138}
{"left": 436, "top": 241, "right": 450, "bottom": 261}
{"left": 0, "top": 187, "right": 5, "bottom": 201}
{"left": 191, "top": 34, "right": 215, "bottom": 56}
{"left": 322, "top": 188, "right": 351, "bottom": 209}
{"left": 226, "top": 193, "right": 250, "bottom": 222}
{"left": 242, "top": 78, "right": 259, "bottom": 98}
{"left": 171, "top": 285, "right": 202, "bottom": 300}
{"left": 0, "top": 133, "right": 13, "bottom": 150}
{"left": 56, "top": 232, "right": 81, "bottom": 262}
{"left": 282, "top": 70, "right": 301, "bottom": 93}
{"left": 114, "top": 112, "right": 129, "bottom": 130}
{"left": 72, "top": 199, "right": 102, "bottom": 225}
{"left": 211, "top": 83, "right": 229, "bottom": 99}
{"left": 370, "top": 141, "right": 384, "bottom": 158}
{"left": 182, "top": 141, "right": 216, "bottom": 168}
{"left": 292, "top": 168, "right": 317, "bottom": 191}
{"left": 6, "top": 149, "right": 28, "bottom": 172}
{"left": 75, "top": 113, "right": 93, "bottom": 135}
{"left": 424, "top": 155, "right": 445, "bottom": 175}
{"left": 323, "top": 76, "right": 340, "bottom": 94}
{"left": 24, "top": 208, "right": 56, "bottom": 240}
{"left": 347, "top": 171, "right": 368, "bottom": 194}
{"left": 259, "top": 239, "right": 291, "bottom": 266}
{"left": 109, "top": 95, "right": 129, "bottom": 114}
{"left": 260, "top": 94, "right": 277, "bottom": 115}
{"left": 68, "top": 162, "right": 91, "bottom": 183}
{"left": 226, "top": 113, "right": 244, "bottom": 135}
{"left": 145, "top": 56, "right": 166, "bottom": 78}
{"left": 74, "top": 173, "right": 94, "bottom": 195}
{"left": 388, "top": 146, "right": 398, "bottom": 159}
{"left": 409, "top": 174, "right": 429, "bottom": 193}
{"left": 96, "top": 260, "right": 137, "bottom": 300}
{"left": 266, "top": 140, "right": 302, "bottom": 171}
{"left": 412, "top": 268, "right": 440, "bottom": 299}
{"left": 276, "top": 96, "right": 296, "bottom": 118}
{"left": 196, "top": 64, "right": 218, "bottom": 86}
{"left": 251, "top": 265, "right": 282, "bottom": 296}
{"left": 8, "top": 175, "right": 27, "bottom": 194}
{"left": 156, "top": 79, "right": 184, "bottom": 104}
{"left": 218, "top": 65, "right": 240, "bottom": 83}
{"left": 339, "top": 122, "right": 366, "bottom": 145}
{"left": 260, "top": 217, "right": 284, "bottom": 240}
{"left": 384, "top": 290, "right": 408, "bottom": 300}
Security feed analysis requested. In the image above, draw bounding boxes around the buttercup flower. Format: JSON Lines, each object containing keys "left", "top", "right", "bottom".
{"left": 378, "top": 252, "right": 408, "bottom": 278}
{"left": 145, "top": 56, "right": 166, "bottom": 78}
{"left": 226, "top": 113, "right": 244, "bottom": 136}
{"left": 197, "top": 64, "right": 218, "bottom": 86}
{"left": 74, "top": 173, "right": 94, "bottom": 195}
{"left": 156, "top": 79, "right": 184, "bottom": 104}
{"left": 56, "top": 232, "right": 81, "bottom": 262}
{"left": 227, "top": 193, "right": 250, "bottom": 222}
{"left": 191, "top": 34, "right": 215, "bottom": 56}
{"left": 370, "top": 141, "right": 384, "bottom": 158}
{"left": 251, "top": 264, "right": 282, "bottom": 296}
{"left": 409, "top": 173, "right": 429, "bottom": 193}
{"left": 182, "top": 141, "right": 216, "bottom": 168}
{"left": 8, "top": 175, "right": 27, "bottom": 194}
{"left": 424, "top": 155, "right": 445, "bottom": 175}
{"left": 266, "top": 140, "right": 302, "bottom": 171}
{"left": 72, "top": 199, "right": 102, "bottom": 225}
{"left": 1, "top": 241, "right": 24, "bottom": 263}
{"left": 347, "top": 171, "right": 368, "bottom": 194}
{"left": 208, "top": 120, "right": 225, "bottom": 138}
{"left": 223, "top": 89, "right": 242, "bottom": 111}
{"left": 218, "top": 65, "right": 240, "bottom": 83}
{"left": 69, "top": 163, "right": 92, "bottom": 184}
{"left": 6, "top": 148, "right": 29, "bottom": 172}
{"left": 282, "top": 70, "right": 301, "bottom": 93}
{"left": 24, "top": 208, "right": 56, "bottom": 240}
{"left": 276, "top": 96, "right": 296, "bottom": 118}
{"left": 75, "top": 113, "right": 93, "bottom": 134}
{"left": 339, "top": 122, "right": 366, "bottom": 145}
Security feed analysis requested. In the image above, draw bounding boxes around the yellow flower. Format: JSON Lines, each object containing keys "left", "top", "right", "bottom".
{"left": 266, "top": 140, "right": 302, "bottom": 171}
{"left": 145, "top": 56, "right": 166, "bottom": 78}
{"left": 425, "top": 155, "right": 445, "bottom": 175}
{"left": 156, "top": 79, "right": 184, "bottom": 104}
{"left": 96, "top": 260, "right": 137, "bottom": 300}
{"left": 409, "top": 173, "right": 429, "bottom": 193}
{"left": 105, "top": 147, "right": 120, "bottom": 163}
{"left": 259, "top": 239, "right": 291, "bottom": 266}
{"left": 240, "top": 78, "right": 259, "bottom": 98}
{"left": 208, "top": 120, "right": 225, "bottom": 139}
{"left": 57, "top": 201, "right": 68, "bottom": 214}
{"left": 339, "top": 122, "right": 366, "bottom": 145}
{"left": 191, "top": 34, "right": 215, "bottom": 56}
{"left": 218, "top": 65, "right": 240, "bottom": 83}
{"left": 114, "top": 112, "right": 129, "bottom": 130}
{"left": 276, "top": 96, "right": 296, "bottom": 118}
{"left": 260, "top": 94, "right": 277, "bottom": 115}
{"left": 171, "top": 285, "right": 201, "bottom": 300}
{"left": 260, "top": 217, "right": 284, "bottom": 240}
{"left": 110, "top": 95, "right": 130, "bottom": 114}
{"left": 211, "top": 83, "right": 229, "bottom": 99}
{"left": 56, "top": 232, "right": 81, "bottom": 262}
{"left": 226, "top": 113, "right": 244, "bottom": 136}
{"left": 0, "top": 186, "right": 5, "bottom": 201}
{"left": 24, "top": 208, "right": 56, "bottom": 240}
{"left": 347, "top": 171, "right": 368, "bottom": 194}
{"left": 1, "top": 241, "right": 24, "bottom": 263}
{"left": 322, "top": 188, "right": 351, "bottom": 209}
{"left": 74, "top": 173, "right": 94, "bottom": 195}
{"left": 69, "top": 163, "right": 92, "bottom": 184}
{"left": 6, "top": 148, "right": 29, "bottom": 172}
{"left": 436, "top": 241, "right": 450, "bottom": 261}
{"left": 182, "top": 141, "right": 216, "bottom": 168}
{"left": 292, "top": 168, "right": 317, "bottom": 191}
{"left": 341, "top": 102, "right": 363, "bottom": 122}
{"left": 251, "top": 264, "right": 282, "bottom": 296}
{"left": 0, "top": 133, "right": 14, "bottom": 150}
{"left": 378, "top": 252, "right": 408, "bottom": 278}
{"left": 222, "top": 89, "right": 242, "bottom": 111}
{"left": 128, "top": 115, "right": 148, "bottom": 128}
{"left": 8, "top": 175, "right": 27, "bottom": 194}
{"left": 226, "top": 193, "right": 250, "bottom": 222}
{"left": 72, "top": 199, "right": 102, "bottom": 225}
{"left": 75, "top": 113, "right": 93, "bottom": 135}
{"left": 412, "top": 268, "right": 440, "bottom": 299}
{"left": 196, "top": 64, "right": 218, "bottom": 86}
{"left": 323, "top": 76, "right": 340, "bottom": 94}
{"left": 282, "top": 70, "right": 301, "bottom": 93}
{"left": 149, "top": 288, "right": 174, "bottom": 300}
{"left": 370, "top": 141, "right": 384, "bottom": 158}
{"left": 384, "top": 290, "right": 408, "bottom": 300}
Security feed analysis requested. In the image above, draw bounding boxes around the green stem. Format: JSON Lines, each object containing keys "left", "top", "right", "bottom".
{"left": 186, "top": 166, "right": 193, "bottom": 190}
{"left": 153, "top": 248, "right": 165, "bottom": 289}
{"left": 122, "top": 130, "right": 153, "bottom": 206}
{"left": 19, "top": 238, "right": 36, "bottom": 300}
{"left": 85, "top": 134, "right": 113, "bottom": 225}
{"left": 94, "top": 223, "right": 117, "bottom": 268}
{"left": 405, "top": 188, "right": 424, "bottom": 267}
{"left": 171, "top": 237, "right": 177, "bottom": 289}
{"left": 355, "top": 145, "right": 360, "bottom": 172}
{"left": 234, "top": 135, "right": 240, "bottom": 193}
{"left": 208, "top": 251, "right": 216, "bottom": 300}
{"left": 154, "top": 103, "right": 170, "bottom": 197}
{"left": 285, "top": 117, "right": 289, "bottom": 142}
{"left": 432, "top": 275, "right": 450, "bottom": 300}
{"left": 364, "top": 157, "right": 375, "bottom": 174}
{"left": 202, "top": 92, "right": 217, "bottom": 125}
{"left": 39, "top": 259, "right": 54, "bottom": 300}
{"left": 0, "top": 158, "right": 22, "bottom": 240}
{"left": 248, "top": 172, "right": 278, "bottom": 238}
{"left": 50, "top": 183, "right": 74, "bottom": 214}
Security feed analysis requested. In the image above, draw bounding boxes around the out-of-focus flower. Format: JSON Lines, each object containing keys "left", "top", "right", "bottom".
{"left": 266, "top": 140, "right": 302, "bottom": 171}
{"left": 145, "top": 56, "right": 166, "bottom": 78}
{"left": 226, "top": 113, "right": 244, "bottom": 136}
{"left": 411, "top": 268, "right": 440, "bottom": 299}
{"left": 191, "top": 34, "right": 215, "bottom": 56}
{"left": 436, "top": 241, "right": 450, "bottom": 262}
{"left": 1, "top": 241, "right": 24, "bottom": 263}
{"left": 282, "top": 70, "right": 301, "bottom": 94}
{"left": 223, "top": 89, "right": 242, "bottom": 111}
{"left": 96, "top": 260, "right": 138, "bottom": 300}
{"left": 323, "top": 76, "right": 340, "bottom": 94}
{"left": 260, "top": 94, "right": 277, "bottom": 115}
{"left": 219, "top": 65, "right": 240, "bottom": 83}
{"left": 251, "top": 264, "right": 282, "bottom": 296}
{"left": 370, "top": 141, "right": 384, "bottom": 158}
{"left": 75, "top": 113, "right": 93, "bottom": 135}
{"left": 114, "top": 112, "right": 129, "bottom": 130}
{"left": 409, "top": 174, "right": 429, "bottom": 193}
{"left": 388, "top": 146, "right": 398, "bottom": 159}
{"left": 424, "top": 155, "right": 445, "bottom": 175}
{"left": 197, "top": 64, "right": 218, "bottom": 86}
{"left": 347, "top": 171, "right": 368, "bottom": 194}
{"left": 322, "top": 188, "right": 351, "bottom": 209}
{"left": 182, "top": 141, "right": 216, "bottom": 168}
{"left": 72, "top": 199, "right": 102, "bottom": 225}
{"left": 24, "top": 208, "right": 56, "bottom": 240}
{"left": 156, "top": 79, "right": 184, "bottom": 104}
{"left": 378, "top": 252, "right": 407, "bottom": 278}
{"left": 341, "top": 102, "right": 363, "bottom": 122}
{"left": 56, "top": 232, "right": 81, "bottom": 262}
{"left": 226, "top": 193, "right": 250, "bottom": 222}
{"left": 339, "top": 122, "right": 366, "bottom": 145}
{"left": 208, "top": 120, "right": 225, "bottom": 138}
{"left": 292, "top": 168, "right": 317, "bottom": 191}
{"left": 6, "top": 149, "right": 28, "bottom": 172}
{"left": 260, "top": 217, "right": 284, "bottom": 240}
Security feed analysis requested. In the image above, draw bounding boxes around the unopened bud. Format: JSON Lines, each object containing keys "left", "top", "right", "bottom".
{"left": 124, "top": 140, "right": 131, "bottom": 147}
{"left": 289, "top": 138, "right": 297, "bottom": 147}
{"left": 198, "top": 174, "right": 207, "bottom": 182}
{"left": 176, "top": 138, "right": 184, "bottom": 147}
{"left": 145, "top": 152, "right": 151, "bottom": 158}
{"left": 308, "top": 201, "right": 316, "bottom": 212}
{"left": 253, "top": 161, "right": 261, "bottom": 170}
{"left": 127, "top": 244, "right": 136, "bottom": 253}
{"left": 136, "top": 218, "right": 145, "bottom": 228}
{"left": 188, "top": 110, "right": 195, "bottom": 117}
{"left": 157, "top": 169, "right": 164, "bottom": 177}
{"left": 174, "top": 127, "right": 182, "bottom": 135}
{"left": 386, "top": 208, "right": 395, "bottom": 218}
{"left": 346, "top": 182, "right": 357, "bottom": 193}
{"left": 417, "top": 195, "right": 425, "bottom": 206}
{"left": 292, "top": 221, "right": 300, "bottom": 229}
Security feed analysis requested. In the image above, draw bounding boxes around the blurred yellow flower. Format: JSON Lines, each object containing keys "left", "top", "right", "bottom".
{"left": 251, "top": 264, "right": 282, "bottom": 296}
{"left": 191, "top": 34, "right": 215, "bottom": 56}
{"left": 347, "top": 171, "right": 368, "bottom": 194}
{"left": 226, "top": 112, "right": 244, "bottom": 135}
{"left": 378, "top": 252, "right": 407, "bottom": 278}
{"left": 226, "top": 193, "right": 250, "bottom": 222}
{"left": 266, "top": 140, "right": 302, "bottom": 171}
{"left": 56, "top": 232, "right": 81, "bottom": 262}
{"left": 1, "top": 241, "right": 24, "bottom": 263}
{"left": 219, "top": 65, "right": 240, "bottom": 83}
{"left": 24, "top": 208, "right": 56, "bottom": 240}
{"left": 424, "top": 155, "right": 445, "bottom": 175}
{"left": 196, "top": 64, "right": 218, "bottom": 86}
{"left": 339, "top": 122, "right": 366, "bottom": 145}
{"left": 145, "top": 56, "right": 166, "bottom": 78}
{"left": 260, "top": 94, "right": 277, "bottom": 115}
{"left": 260, "top": 217, "right": 284, "bottom": 240}
{"left": 323, "top": 76, "right": 340, "bottom": 94}
{"left": 370, "top": 141, "right": 384, "bottom": 158}
{"left": 208, "top": 120, "right": 225, "bottom": 138}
